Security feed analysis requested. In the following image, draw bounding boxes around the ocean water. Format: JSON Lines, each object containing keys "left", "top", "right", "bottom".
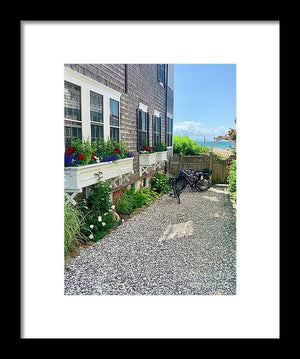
{"left": 197, "top": 140, "right": 234, "bottom": 149}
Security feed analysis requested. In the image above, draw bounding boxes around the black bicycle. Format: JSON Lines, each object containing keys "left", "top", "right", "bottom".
{"left": 168, "top": 177, "right": 181, "bottom": 204}
{"left": 176, "top": 164, "right": 212, "bottom": 193}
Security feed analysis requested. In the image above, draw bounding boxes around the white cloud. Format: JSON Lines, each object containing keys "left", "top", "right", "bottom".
{"left": 173, "top": 121, "right": 228, "bottom": 141}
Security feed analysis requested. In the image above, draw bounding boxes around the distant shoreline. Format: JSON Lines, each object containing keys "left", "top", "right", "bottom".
{"left": 197, "top": 140, "right": 233, "bottom": 150}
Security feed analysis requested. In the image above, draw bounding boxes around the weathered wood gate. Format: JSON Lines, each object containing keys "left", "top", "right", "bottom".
{"left": 168, "top": 154, "right": 236, "bottom": 184}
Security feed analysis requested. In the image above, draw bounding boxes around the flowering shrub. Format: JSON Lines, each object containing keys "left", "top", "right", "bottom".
{"left": 213, "top": 128, "right": 236, "bottom": 142}
{"left": 140, "top": 144, "right": 155, "bottom": 154}
{"left": 78, "top": 181, "right": 115, "bottom": 242}
{"left": 150, "top": 172, "right": 171, "bottom": 194}
{"left": 64, "top": 138, "right": 134, "bottom": 167}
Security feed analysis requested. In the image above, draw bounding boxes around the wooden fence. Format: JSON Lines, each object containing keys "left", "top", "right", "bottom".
{"left": 168, "top": 154, "right": 236, "bottom": 184}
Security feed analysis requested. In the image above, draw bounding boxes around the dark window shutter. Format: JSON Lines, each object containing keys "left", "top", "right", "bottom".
{"left": 137, "top": 108, "right": 142, "bottom": 151}
{"left": 157, "top": 64, "right": 165, "bottom": 84}
{"left": 152, "top": 115, "right": 155, "bottom": 147}
{"left": 157, "top": 64, "right": 161, "bottom": 82}
{"left": 159, "top": 117, "right": 162, "bottom": 142}
{"left": 171, "top": 118, "right": 173, "bottom": 145}
{"left": 146, "top": 112, "right": 150, "bottom": 146}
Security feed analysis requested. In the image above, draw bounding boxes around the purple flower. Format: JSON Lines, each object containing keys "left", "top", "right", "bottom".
{"left": 127, "top": 152, "right": 134, "bottom": 158}
{"left": 64, "top": 153, "right": 75, "bottom": 167}
{"left": 64, "top": 153, "right": 81, "bottom": 167}
{"left": 103, "top": 155, "right": 119, "bottom": 162}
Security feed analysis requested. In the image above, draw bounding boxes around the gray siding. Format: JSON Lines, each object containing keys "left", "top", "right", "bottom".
{"left": 65, "top": 63, "right": 173, "bottom": 183}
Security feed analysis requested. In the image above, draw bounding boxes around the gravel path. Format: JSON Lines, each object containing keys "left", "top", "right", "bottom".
{"left": 64, "top": 186, "right": 236, "bottom": 295}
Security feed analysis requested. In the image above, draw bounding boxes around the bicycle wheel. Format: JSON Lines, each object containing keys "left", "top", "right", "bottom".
{"left": 176, "top": 178, "right": 186, "bottom": 193}
{"left": 173, "top": 185, "right": 181, "bottom": 204}
{"left": 195, "top": 175, "right": 211, "bottom": 192}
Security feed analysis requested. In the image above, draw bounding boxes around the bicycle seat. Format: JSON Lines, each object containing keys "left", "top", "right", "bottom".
{"left": 196, "top": 168, "right": 212, "bottom": 175}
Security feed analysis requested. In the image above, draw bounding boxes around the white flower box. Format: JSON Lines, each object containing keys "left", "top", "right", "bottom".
{"left": 156, "top": 151, "right": 168, "bottom": 162}
{"left": 139, "top": 152, "right": 157, "bottom": 166}
{"left": 64, "top": 157, "right": 134, "bottom": 191}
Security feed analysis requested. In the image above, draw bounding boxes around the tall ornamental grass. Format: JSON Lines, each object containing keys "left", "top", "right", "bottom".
{"left": 64, "top": 202, "right": 83, "bottom": 256}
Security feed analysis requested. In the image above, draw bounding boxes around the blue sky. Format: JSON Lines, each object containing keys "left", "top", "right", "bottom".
{"left": 173, "top": 64, "right": 236, "bottom": 141}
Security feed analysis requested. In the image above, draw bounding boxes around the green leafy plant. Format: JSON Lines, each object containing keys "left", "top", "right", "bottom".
{"left": 154, "top": 140, "right": 167, "bottom": 152}
{"left": 173, "top": 135, "right": 209, "bottom": 155}
{"left": 131, "top": 189, "right": 145, "bottom": 208}
{"left": 115, "top": 186, "right": 159, "bottom": 215}
{"left": 227, "top": 159, "right": 236, "bottom": 201}
{"left": 64, "top": 202, "right": 84, "bottom": 256}
{"left": 139, "top": 187, "right": 159, "bottom": 205}
{"left": 150, "top": 172, "right": 171, "bottom": 194}
{"left": 115, "top": 188, "right": 136, "bottom": 215}
{"left": 65, "top": 137, "right": 134, "bottom": 167}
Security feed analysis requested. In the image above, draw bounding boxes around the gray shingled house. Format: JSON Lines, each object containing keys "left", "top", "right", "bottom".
{"left": 64, "top": 64, "right": 174, "bottom": 203}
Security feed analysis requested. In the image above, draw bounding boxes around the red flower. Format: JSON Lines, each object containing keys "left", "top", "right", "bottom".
{"left": 66, "top": 146, "right": 76, "bottom": 155}
{"left": 114, "top": 148, "right": 121, "bottom": 154}
{"left": 78, "top": 153, "right": 85, "bottom": 160}
{"left": 91, "top": 155, "right": 96, "bottom": 160}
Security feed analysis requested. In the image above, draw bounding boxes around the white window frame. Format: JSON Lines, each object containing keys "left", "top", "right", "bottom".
{"left": 153, "top": 110, "right": 161, "bottom": 147}
{"left": 139, "top": 102, "right": 148, "bottom": 113}
{"left": 90, "top": 91, "right": 104, "bottom": 142}
{"left": 64, "top": 80, "right": 82, "bottom": 146}
{"left": 138, "top": 103, "right": 149, "bottom": 149}
{"left": 64, "top": 67, "right": 121, "bottom": 142}
{"left": 154, "top": 110, "right": 160, "bottom": 118}
{"left": 109, "top": 98, "right": 120, "bottom": 142}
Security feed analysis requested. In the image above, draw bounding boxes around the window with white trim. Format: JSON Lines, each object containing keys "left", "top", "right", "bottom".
{"left": 152, "top": 115, "right": 161, "bottom": 148}
{"left": 137, "top": 108, "right": 149, "bottom": 150}
{"left": 90, "top": 91, "right": 104, "bottom": 142}
{"left": 110, "top": 98, "right": 120, "bottom": 142}
{"left": 64, "top": 81, "right": 82, "bottom": 148}
{"left": 157, "top": 64, "right": 166, "bottom": 86}
{"left": 64, "top": 67, "right": 122, "bottom": 145}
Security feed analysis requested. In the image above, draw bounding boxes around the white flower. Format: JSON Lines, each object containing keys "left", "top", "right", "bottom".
{"left": 111, "top": 205, "right": 115, "bottom": 210}
{"left": 89, "top": 234, "right": 94, "bottom": 239}
{"left": 102, "top": 222, "right": 106, "bottom": 226}
{"left": 89, "top": 224, "right": 94, "bottom": 229}
{"left": 98, "top": 216, "right": 102, "bottom": 222}
{"left": 104, "top": 212, "right": 108, "bottom": 216}
{"left": 84, "top": 206, "right": 88, "bottom": 209}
